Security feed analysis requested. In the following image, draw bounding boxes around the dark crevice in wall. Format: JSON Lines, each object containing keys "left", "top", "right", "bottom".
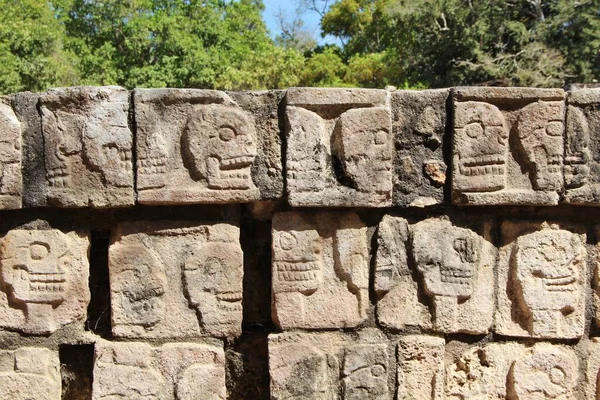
{"left": 60, "top": 344, "right": 94, "bottom": 400}
{"left": 86, "top": 230, "right": 112, "bottom": 339}
{"left": 226, "top": 327, "right": 271, "bottom": 400}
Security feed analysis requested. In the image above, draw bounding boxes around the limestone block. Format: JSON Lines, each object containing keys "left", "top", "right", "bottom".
{"left": 92, "top": 340, "right": 226, "bottom": 400}
{"left": 452, "top": 87, "right": 565, "bottom": 205}
{"left": 272, "top": 212, "right": 369, "bottom": 329}
{"left": 0, "top": 347, "right": 61, "bottom": 400}
{"left": 109, "top": 221, "right": 243, "bottom": 338}
{"left": 0, "top": 101, "right": 22, "bottom": 210}
{"left": 446, "top": 342, "right": 578, "bottom": 399}
{"left": 39, "top": 86, "right": 134, "bottom": 207}
{"left": 564, "top": 88, "right": 600, "bottom": 204}
{"left": 375, "top": 216, "right": 495, "bottom": 334}
{"left": 392, "top": 89, "right": 448, "bottom": 207}
{"left": 285, "top": 87, "right": 393, "bottom": 207}
{"left": 269, "top": 330, "right": 392, "bottom": 400}
{"left": 495, "top": 221, "right": 586, "bottom": 339}
{"left": 397, "top": 335, "right": 445, "bottom": 400}
{"left": 585, "top": 338, "right": 600, "bottom": 400}
{"left": 134, "top": 89, "right": 261, "bottom": 204}
{"left": 0, "top": 228, "right": 90, "bottom": 334}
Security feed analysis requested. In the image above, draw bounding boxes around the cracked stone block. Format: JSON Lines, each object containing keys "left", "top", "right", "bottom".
{"left": 92, "top": 340, "right": 226, "bottom": 400}
{"left": 285, "top": 88, "right": 393, "bottom": 207}
{"left": 564, "top": 88, "right": 600, "bottom": 204}
{"left": 392, "top": 89, "right": 448, "bottom": 207}
{"left": 446, "top": 342, "right": 578, "bottom": 399}
{"left": 39, "top": 86, "right": 134, "bottom": 208}
{"left": 495, "top": 221, "right": 586, "bottom": 339}
{"left": 272, "top": 212, "right": 369, "bottom": 329}
{"left": 0, "top": 100, "right": 22, "bottom": 210}
{"left": 375, "top": 216, "right": 495, "bottom": 334}
{"left": 109, "top": 221, "right": 243, "bottom": 338}
{"left": 452, "top": 87, "right": 565, "bottom": 205}
{"left": 134, "top": 89, "right": 261, "bottom": 204}
{"left": 0, "top": 347, "right": 61, "bottom": 400}
{"left": 397, "top": 335, "right": 445, "bottom": 400}
{"left": 269, "top": 330, "right": 391, "bottom": 400}
{"left": 0, "top": 228, "right": 90, "bottom": 334}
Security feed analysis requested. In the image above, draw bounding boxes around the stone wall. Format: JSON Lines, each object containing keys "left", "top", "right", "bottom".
{"left": 0, "top": 86, "right": 599, "bottom": 398}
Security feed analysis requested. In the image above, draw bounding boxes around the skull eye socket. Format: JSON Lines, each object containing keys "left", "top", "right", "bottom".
{"left": 278, "top": 232, "right": 297, "bottom": 251}
{"left": 219, "top": 127, "right": 236, "bottom": 142}
{"left": 465, "top": 123, "right": 484, "bottom": 138}
{"left": 374, "top": 130, "right": 387, "bottom": 145}
{"left": 29, "top": 242, "right": 50, "bottom": 260}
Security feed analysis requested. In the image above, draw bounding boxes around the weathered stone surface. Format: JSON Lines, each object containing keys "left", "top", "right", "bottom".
{"left": 272, "top": 212, "right": 369, "bottom": 329}
{"left": 13, "top": 92, "right": 45, "bottom": 208}
{"left": 496, "top": 222, "right": 586, "bottom": 339}
{"left": 109, "top": 221, "right": 242, "bottom": 338}
{"left": 0, "top": 347, "right": 61, "bottom": 400}
{"left": 446, "top": 342, "right": 578, "bottom": 399}
{"left": 269, "top": 330, "right": 391, "bottom": 400}
{"left": 375, "top": 216, "right": 495, "bottom": 334}
{"left": 0, "top": 228, "right": 90, "bottom": 334}
{"left": 452, "top": 87, "right": 565, "bottom": 205}
{"left": 0, "top": 100, "right": 22, "bottom": 210}
{"left": 397, "top": 335, "right": 444, "bottom": 400}
{"left": 392, "top": 89, "right": 448, "bottom": 207}
{"left": 92, "top": 340, "right": 226, "bottom": 400}
{"left": 39, "top": 86, "right": 134, "bottom": 208}
{"left": 585, "top": 338, "right": 600, "bottom": 400}
{"left": 228, "top": 90, "right": 284, "bottom": 199}
{"left": 285, "top": 87, "right": 393, "bottom": 207}
{"left": 564, "top": 88, "right": 600, "bottom": 204}
{"left": 135, "top": 89, "right": 261, "bottom": 204}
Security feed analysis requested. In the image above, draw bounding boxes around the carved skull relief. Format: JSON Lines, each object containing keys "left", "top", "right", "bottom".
{"left": 184, "top": 104, "right": 257, "bottom": 190}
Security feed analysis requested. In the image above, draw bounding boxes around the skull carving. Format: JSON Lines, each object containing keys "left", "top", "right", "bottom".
{"left": 517, "top": 101, "right": 564, "bottom": 191}
{"left": 183, "top": 104, "right": 257, "bottom": 190}
{"left": 183, "top": 242, "right": 243, "bottom": 335}
{"left": 454, "top": 102, "right": 509, "bottom": 192}
{"left": 411, "top": 219, "right": 480, "bottom": 299}
{"left": 514, "top": 228, "right": 584, "bottom": 336}
{"left": 44, "top": 110, "right": 83, "bottom": 190}
{"left": 0, "top": 230, "right": 70, "bottom": 305}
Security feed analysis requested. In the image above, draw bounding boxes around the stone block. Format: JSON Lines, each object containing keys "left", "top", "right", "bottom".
{"left": 397, "top": 335, "right": 445, "bottom": 400}
{"left": 0, "top": 100, "right": 22, "bottom": 210}
{"left": 134, "top": 89, "right": 261, "bottom": 204}
{"left": 272, "top": 212, "right": 369, "bottom": 329}
{"left": 92, "top": 340, "right": 226, "bottom": 399}
{"left": 285, "top": 87, "right": 393, "bottom": 207}
{"left": 39, "top": 86, "right": 134, "bottom": 207}
{"left": 109, "top": 221, "right": 243, "bottom": 338}
{"left": 495, "top": 221, "right": 586, "bottom": 339}
{"left": 585, "top": 338, "right": 600, "bottom": 400}
{"left": 269, "top": 330, "right": 392, "bottom": 400}
{"left": 446, "top": 342, "right": 578, "bottom": 399}
{"left": 0, "top": 347, "right": 61, "bottom": 400}
{"left": 452, "top": 87, "right": 565, "bottom": 205}
{"left": 0, "top": 228, "right": 90, "bottom": 334}
{"left": 564, "top": 88, "right": 600, "bottom": 204}
{"left": 228, "top": 90, "right": 284, "bottom": 199}
{"left": 375, "top": 216, "right": 495, "bottom": 334}
{"left": 392, "top": 89, "right": 448, "bottom": 207}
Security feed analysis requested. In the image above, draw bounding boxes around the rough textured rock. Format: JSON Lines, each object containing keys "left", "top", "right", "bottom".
{"left": 39, "top": 86, "right": 134, "bottom": 208}
{"left": 452, "top": 87, "right": 565, "bottom": 205}
{"left": 585, "top": 338, "right": 600, "bottom": 400}
{"left": 0, "top": 100, "right": 22, "bottom": 210}
{"left": 564, "top": 88, "right": 600, "bottom": 204}
{"left": 0, "top": 228, "right": 90, "bottom": 334}
{"left": 135, "top": 89, "right": 261, "bottom": 204}
{"left": 0, "top": 347, "right": 61, "bottom": 400}
{"left": 392, "top": 89, "right": 448, "bottom": 207}
{"left": 272, "top": 211, "right": 369, "bottom": 329}
{"left": 495, "top": 221, "right": 586, "bottom": 339}
{"left": 13, "top": 92, "right": 45, "bottom": 208}
{"left": 446, "top": 342, "right": 578, "bottom": 399}
{"left": 228, "top": 90, "right": 284, "bottom": 199}
{"left": 397, "top": 335, "right": 445, "bottom": 400}
{"left": 375, "top": 216, "right": 495, "bottom": 334}
{"left": 269, "top": 330, "right": 391, "bottom": 400}
{"left": 285, "top": 87, "right": 393, "bottom": 207}
{"left": 92, "top": 340, "right": 226, "bottom": 400}
{"left": 109, "top": 221, "right": 243, "bottom": 338}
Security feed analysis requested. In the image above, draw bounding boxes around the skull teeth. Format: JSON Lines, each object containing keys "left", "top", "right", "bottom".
{"left": 220, "top": 156, "right": 254, "bottom": 169}
{"left": 276, "top": 261, "right": 319, "bottom": 272}
{"left": 216, "top": 292, "right": 242, "bottom": 302}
